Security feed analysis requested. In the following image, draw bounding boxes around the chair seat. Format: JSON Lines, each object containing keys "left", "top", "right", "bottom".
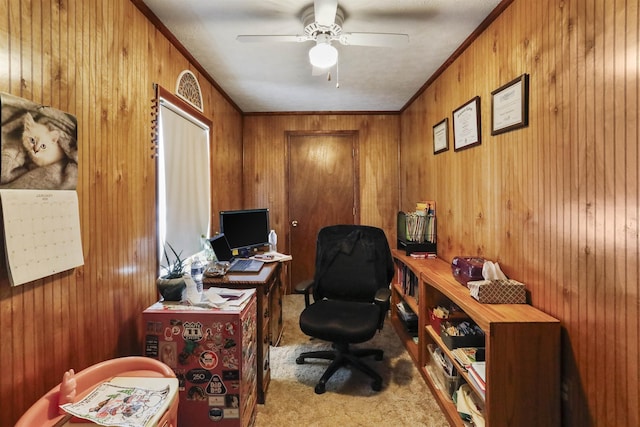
{"left": 299, "top": 299, "right": 380, "bottom": 344}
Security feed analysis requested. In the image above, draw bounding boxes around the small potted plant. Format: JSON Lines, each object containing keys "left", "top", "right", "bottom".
{"left": 156, "top": 243, "right": 187, "bottom": 301}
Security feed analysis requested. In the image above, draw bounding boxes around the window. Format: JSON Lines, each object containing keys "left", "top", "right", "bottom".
{"left": 156, "top": 87, "right": 211, "bottom": 264}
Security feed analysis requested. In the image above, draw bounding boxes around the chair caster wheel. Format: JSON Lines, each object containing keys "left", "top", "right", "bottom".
{"left": 372, "top": 380, "right": 382, "bottom": 391}
{"left": 295, "top": 356, "right": 305, "bottom": 365}
{"left": 314, "top": 383, "right": 326, "bottom": 394}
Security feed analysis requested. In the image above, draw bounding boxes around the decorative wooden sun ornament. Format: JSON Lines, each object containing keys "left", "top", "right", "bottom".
{"left": 175, "top": 70, "right": 203, "bottom": 112}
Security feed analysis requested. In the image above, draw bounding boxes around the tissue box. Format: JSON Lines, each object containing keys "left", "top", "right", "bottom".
{"left": 451, "top": 257, "right": 485, "bottom": 285}
{"left": 467, "top": 279, "right": 527, "bottom": 304}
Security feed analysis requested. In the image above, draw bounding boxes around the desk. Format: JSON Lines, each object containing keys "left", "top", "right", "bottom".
{"left": 59, "top": 377, "right": 179, "bottom": 427}
{"left": 203, "top": 262, "right": 284, "bottom": 404}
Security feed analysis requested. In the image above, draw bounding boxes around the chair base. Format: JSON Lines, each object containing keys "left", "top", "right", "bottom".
{"left": 296, "top": 343, "right": 384, "bottom": 394}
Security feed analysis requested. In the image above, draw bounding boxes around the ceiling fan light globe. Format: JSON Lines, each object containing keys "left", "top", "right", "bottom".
{"left": 309, "top": 43, "right": 338, "bottom": 68}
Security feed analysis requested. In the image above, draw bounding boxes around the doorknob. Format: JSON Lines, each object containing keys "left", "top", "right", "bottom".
{"left": 291, "top": 220, "right": 298, "bottom": 227}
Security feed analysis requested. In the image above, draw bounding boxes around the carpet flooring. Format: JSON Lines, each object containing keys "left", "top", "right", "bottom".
{"left": 254, "top": 294, "right": 449, "bottom": 427}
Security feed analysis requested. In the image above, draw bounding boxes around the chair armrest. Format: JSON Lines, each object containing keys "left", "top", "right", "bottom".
{"left": 294, "top": 279, "right": 315, "bottom": 307}
{"left": 374, "top": 287, "right": 391, "bottom": 330}
{"left": 374, "top": 287, "right": 391, "bottom": 306}
{"left": 294, "top": 279, "right": 314, "bottom": 294}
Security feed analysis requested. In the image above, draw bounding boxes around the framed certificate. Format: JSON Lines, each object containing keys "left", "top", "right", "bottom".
{"left": 491, "top": 74, "right": 529, "bottom": 135}
{"left": 453, "top": 96, "right": 481, "bottom": 151}
{"left": 432, "top": 118, "right": 449, "bottom": 154}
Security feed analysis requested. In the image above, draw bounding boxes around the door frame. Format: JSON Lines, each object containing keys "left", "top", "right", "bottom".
{"left": 284, "top": 130, "right": 361, "bottom": 292}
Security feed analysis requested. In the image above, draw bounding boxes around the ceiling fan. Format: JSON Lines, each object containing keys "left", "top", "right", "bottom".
{"left": 236, "top": 0, "right": 409, "bottom": 72}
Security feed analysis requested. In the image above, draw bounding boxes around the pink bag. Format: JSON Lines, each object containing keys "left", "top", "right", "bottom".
{"left": 451, "top": 257, "right": 485, "bottom": 285}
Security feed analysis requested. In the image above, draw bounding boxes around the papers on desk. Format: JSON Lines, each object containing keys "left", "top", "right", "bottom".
{"left": 60, "top": 382, "right": 170, "bottom": 427}
{"left": 152, "top": 288, "right": 255, "bottom": 311}
{"left": 251, "top": 251, "right": 292, "bottom": 263}
{"left": 204, "top": 287, "right": 255, "bottom": 310}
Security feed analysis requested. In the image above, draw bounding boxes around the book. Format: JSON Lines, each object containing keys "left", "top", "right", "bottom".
{"left": 60, "top": 382, "right": 171, "bottom": 427}
{"left": 468, "top": 361, "right": 486, "bottom": 396}
{"left": 451, "top": 347, "right": 485, "bottom": 369}
{"left": 470, "top": 361, "right": 486, "bottom": 382}
{"left": 409, "top": 252, "right": 437, "bottom": 259}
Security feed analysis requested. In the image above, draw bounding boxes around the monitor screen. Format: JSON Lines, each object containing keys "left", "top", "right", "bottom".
{"left": 219, "top": 208, "right": 270, "bottom": 251}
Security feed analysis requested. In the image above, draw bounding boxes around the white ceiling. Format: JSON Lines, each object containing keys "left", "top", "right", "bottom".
{"left": 141, "top": 0, "right": 503, "bottom": 113}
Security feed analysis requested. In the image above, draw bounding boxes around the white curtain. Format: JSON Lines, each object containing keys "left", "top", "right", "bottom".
{"left": 158, "top": 99, "right": 210, "bottom": 263}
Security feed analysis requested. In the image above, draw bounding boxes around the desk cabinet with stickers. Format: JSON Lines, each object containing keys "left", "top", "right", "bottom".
{"left": 142, "top": 291, "right": 257, "bottom": 427}
{"left": 203, "top": 261, "right": 285, "bottom": 404}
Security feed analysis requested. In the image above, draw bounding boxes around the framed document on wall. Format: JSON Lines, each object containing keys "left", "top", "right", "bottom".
{"left": 453, "top": 96, "right": 481, "bottom": 151}
{"left": 491, "top": 74, "right": 529, "bottom": 135}
{"left": 433, "top": 118, "right": 449, "bottom": 154}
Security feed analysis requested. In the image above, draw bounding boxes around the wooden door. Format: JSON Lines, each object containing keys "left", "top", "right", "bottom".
{"left": 287, "top": 132, "right": 359, "bottom": 292}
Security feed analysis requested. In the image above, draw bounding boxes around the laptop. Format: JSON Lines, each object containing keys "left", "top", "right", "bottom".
{"left": 208, "top": 234, "right": 264, "bottom": 273}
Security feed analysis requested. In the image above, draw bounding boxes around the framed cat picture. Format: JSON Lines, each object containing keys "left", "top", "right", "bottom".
{"left": 0, "top": 92, "right": 78, "bottom": 190}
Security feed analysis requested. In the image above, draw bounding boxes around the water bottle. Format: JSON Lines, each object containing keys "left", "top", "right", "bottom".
{"left": 268, "top": 229, "right": 277, "bottom": 253}
{"left": 190, "top": 258, "right": 204, "bottom": 293}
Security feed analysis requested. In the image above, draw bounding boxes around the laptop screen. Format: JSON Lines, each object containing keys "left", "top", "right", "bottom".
{"left": 208, "top": 234, "right": 234, "bottom": 262}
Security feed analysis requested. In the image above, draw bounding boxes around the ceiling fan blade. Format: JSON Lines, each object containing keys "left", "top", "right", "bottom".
{"left": 314, "top": 0, "right": 338, "bottom": 27}
{"left": 236, "top": 35, "right": 308, "bottom": 43}
{"left": 339, "top": 32, "right": 409, "bottom": 47}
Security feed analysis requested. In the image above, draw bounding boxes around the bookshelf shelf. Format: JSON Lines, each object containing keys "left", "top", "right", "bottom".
{"left": 391, "top": 249, "right": 561, "bottom": 427}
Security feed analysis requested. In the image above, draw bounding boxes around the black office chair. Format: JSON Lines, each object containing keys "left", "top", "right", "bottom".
{"left": 295, "top": 225, "right": 394, "bottom": 394}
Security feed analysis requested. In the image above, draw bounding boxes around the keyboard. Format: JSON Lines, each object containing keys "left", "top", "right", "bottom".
{"left": 229, "top": 259, "right": 264, "bottom": 273}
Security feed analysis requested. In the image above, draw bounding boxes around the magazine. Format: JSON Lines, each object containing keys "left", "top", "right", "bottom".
{"left": 60, "top": 382, "right": 170, "bottom": 427}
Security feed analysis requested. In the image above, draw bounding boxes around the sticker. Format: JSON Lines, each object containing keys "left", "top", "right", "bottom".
{"left": 224, "top": 322, "right": 235, "bottom": 335}
{"left": 159, "top": 341, "right": 177, "bottom": 368}
{"left": 206, "top": 374, "right": 227, "bottom": 395}
{"left": 164, "top": 325, "right": 181, "bottom": 341}
{"left": 222, "top": 370, "right": 239, "bottom": 381}
{"left": 146, "top": 321, "right": 162, "bottom": 334}
{"left": 208, "top": 407, "right": 223, "bottom": 421}
{"left": 208, "top": 396, "right": 224, "bottom": 406}
{"left": 144, "top": 335, "right": 159, "bottom": 357}
{"left": 226, "top": 394, "right": 240, "bottom": 410}
{"left": 187, "top": 385, "right": 207, "bottom": 401}
{"left": 175, "top": 370, "right": 186, "bottom": 391}
{"left": 222, "top": 352, "right": 238, "bottom": 369}
{"left": 186, "top": 368, "right": 212, "bottom": 384}
{"left": 199, "top": 351, "right": 218, "bottom": 370}
{"left": 182, "top": 321, "right": 204, "bottom": 341}
{"left": 179, "top": 340, "right": 200, "bottom": 365}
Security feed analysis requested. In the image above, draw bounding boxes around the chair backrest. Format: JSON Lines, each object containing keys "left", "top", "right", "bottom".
{"left": 312, "top": 225, "right": 394, "bottom": 302}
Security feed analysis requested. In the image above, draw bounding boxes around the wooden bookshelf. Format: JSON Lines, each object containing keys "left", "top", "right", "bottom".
{"left": 391, "top": 249, "right": 561, "bottom": 427}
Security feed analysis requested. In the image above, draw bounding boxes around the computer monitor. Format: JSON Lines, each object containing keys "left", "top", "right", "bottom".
{"left": 219, "top": 208, "right": 270, "bottom": 252}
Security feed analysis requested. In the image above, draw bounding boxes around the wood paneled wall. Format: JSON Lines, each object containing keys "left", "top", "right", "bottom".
{"left": 1, "top": 0, "right": 636, "bottom": 425}
{"left": 241, "top": 114, "right": 400, "bottom": 257}
{"left": 400, "top": 0, "right": 638, "bottom": 425}
{"left": 0, "top": 1, "right": 242, "bottom": 425}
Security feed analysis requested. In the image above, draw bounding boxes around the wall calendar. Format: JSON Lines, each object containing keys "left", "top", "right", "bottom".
{"left": 0, "top": 189, "right": 84, "bottom": 286}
